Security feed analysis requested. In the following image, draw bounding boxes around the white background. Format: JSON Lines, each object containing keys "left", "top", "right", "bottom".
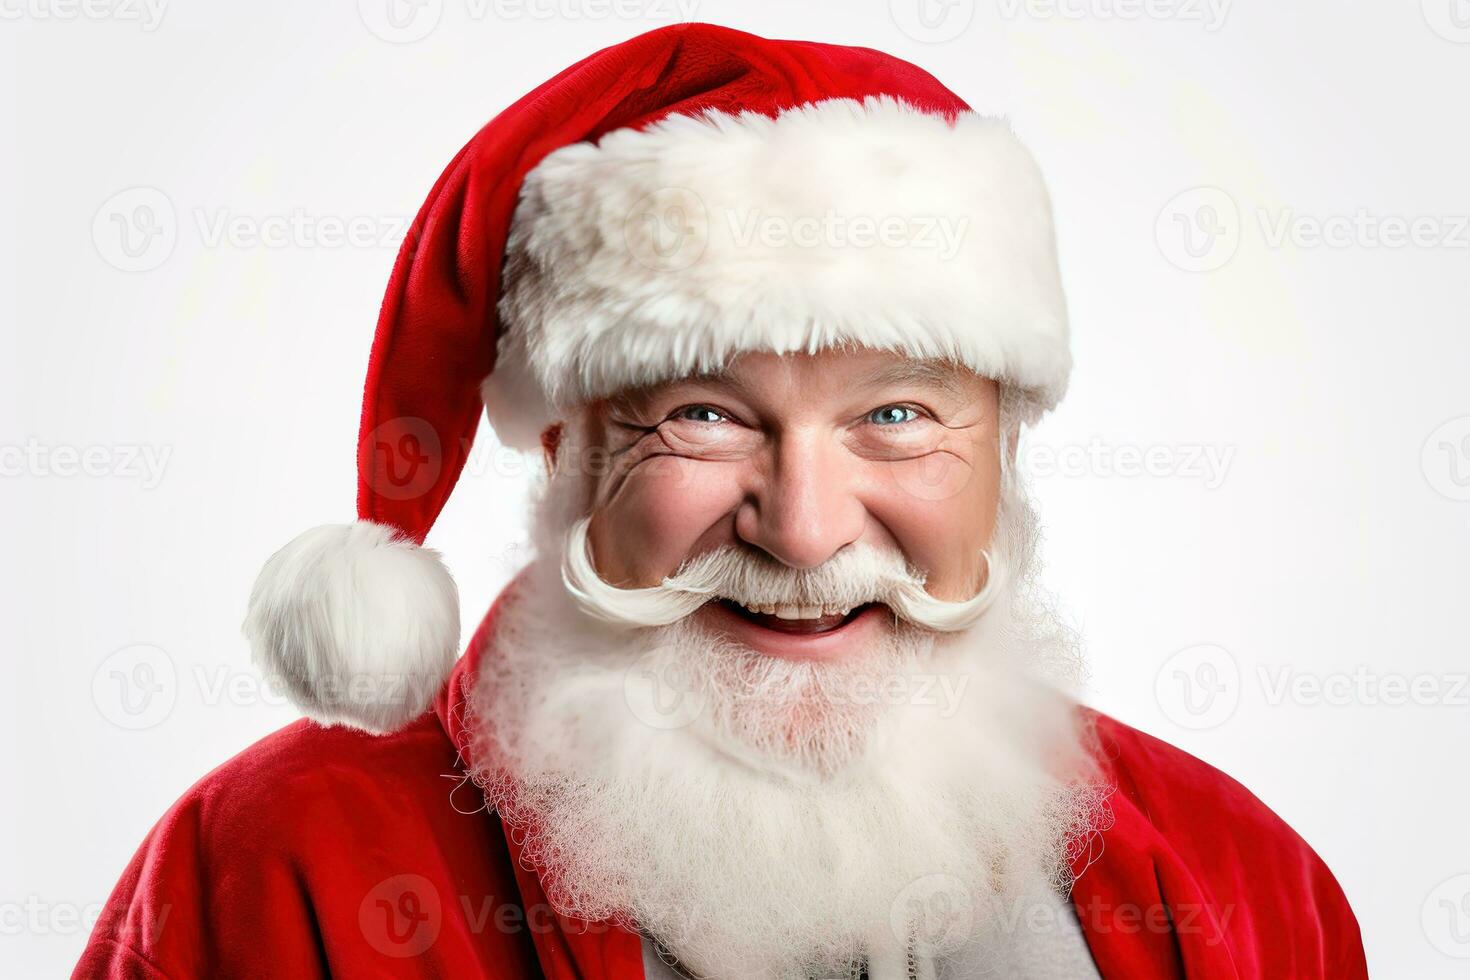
{"left": 3, "top": 2, "right": 1468, "bottom": 976}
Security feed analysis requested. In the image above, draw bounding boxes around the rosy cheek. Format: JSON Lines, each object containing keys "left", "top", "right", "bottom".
{"left": 593, "top": 457, "right": 747, "bottom": 585}
{"left": 861, "top": 455, "right": 1000, "bottom": 599}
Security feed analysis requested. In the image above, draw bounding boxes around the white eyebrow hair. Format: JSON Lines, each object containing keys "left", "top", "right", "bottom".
{"left": 858, "top": 358, "right": 970, "bottom": 396}
{"left": 610, "top": 356, "right": 973, "bottom": 409}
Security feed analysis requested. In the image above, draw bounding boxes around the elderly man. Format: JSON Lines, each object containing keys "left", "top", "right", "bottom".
{"left": 77, "top": 23, "right": 1365, "bottom": 980}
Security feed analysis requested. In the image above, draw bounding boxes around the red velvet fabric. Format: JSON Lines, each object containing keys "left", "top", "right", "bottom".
{"left": 77, "top": 597, "right": 1367, "bottom": 978}
{"left": 354, "top": 22, "right": 969, "bottom": 544}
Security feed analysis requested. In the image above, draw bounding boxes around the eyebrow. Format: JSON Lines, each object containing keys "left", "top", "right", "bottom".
{"left": 857, "top": 359, "right": 968, "bottom": 397}
{"left": 607, "top": 357, "right": 970, "bottom": 414}
{"left": 606, "top": 366, "right": 743, "bottom": 409}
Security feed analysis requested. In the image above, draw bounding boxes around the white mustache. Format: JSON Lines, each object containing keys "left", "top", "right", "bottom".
{"left": 561, "top": 517, "right": 1006, "bottom": 634}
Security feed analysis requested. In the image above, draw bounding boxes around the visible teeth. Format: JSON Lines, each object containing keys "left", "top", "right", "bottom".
{"left": 738, "top": 601, "right": 851, "bottom": 621}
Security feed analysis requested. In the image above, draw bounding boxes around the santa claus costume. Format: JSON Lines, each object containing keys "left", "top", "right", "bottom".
{"left": 76, "top": 22, "right": 1366, "bottom": 980}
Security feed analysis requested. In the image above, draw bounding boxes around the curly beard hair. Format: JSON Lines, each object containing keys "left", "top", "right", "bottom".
{"left": 466, "top": 412, "right": 1109, "bottom": 980}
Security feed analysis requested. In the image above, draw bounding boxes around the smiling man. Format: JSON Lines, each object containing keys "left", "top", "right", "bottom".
{"left": 78, "top": 23, "right": 1365, "bottom": 980}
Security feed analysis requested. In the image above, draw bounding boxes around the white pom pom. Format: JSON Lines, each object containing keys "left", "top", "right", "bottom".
{"left": 243, "top": 522, "right": 460, "bottom": 734}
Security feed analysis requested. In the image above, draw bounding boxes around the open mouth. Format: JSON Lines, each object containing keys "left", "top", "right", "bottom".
{"left": 716, "top": 599, "right": 880, "bottom": 635}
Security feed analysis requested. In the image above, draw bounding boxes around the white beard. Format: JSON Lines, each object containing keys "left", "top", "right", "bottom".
{"left": 468, "top": 462, "right": 1107, "bottom": 980}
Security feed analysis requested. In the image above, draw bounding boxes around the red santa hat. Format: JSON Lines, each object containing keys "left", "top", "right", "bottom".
{"left": 243, "top": 22, "right": 1071, "bottom": 734}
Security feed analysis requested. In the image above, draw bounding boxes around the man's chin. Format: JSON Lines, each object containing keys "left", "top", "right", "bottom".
{"left": 662, "top": 612, "right": 935, "bottom": 777}
{"left": 694, "top": 598, "right": 901, "bottom": 663}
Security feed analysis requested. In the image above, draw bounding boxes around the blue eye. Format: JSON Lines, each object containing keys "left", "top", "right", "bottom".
{"left": 868, "top": 405, "right": 918, "bottom": 426}
{"left": 677, "top": 405, "right": 725, "bottom": 423}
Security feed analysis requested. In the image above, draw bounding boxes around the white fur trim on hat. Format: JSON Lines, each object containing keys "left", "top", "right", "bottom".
{"left": 488, "top": 95, "right": 1070, "bottom": 448}
{"left": 243, "top": 522, "right": 460, "bottom": 734}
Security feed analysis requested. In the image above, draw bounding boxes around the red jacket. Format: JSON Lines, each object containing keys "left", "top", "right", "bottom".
{"left": 77, "top": 603, "right": 1368, "bottom": 979}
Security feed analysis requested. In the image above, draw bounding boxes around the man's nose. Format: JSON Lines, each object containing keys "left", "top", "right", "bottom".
{"left": 733, "top": 432, "right": 866, "bottom": 569}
